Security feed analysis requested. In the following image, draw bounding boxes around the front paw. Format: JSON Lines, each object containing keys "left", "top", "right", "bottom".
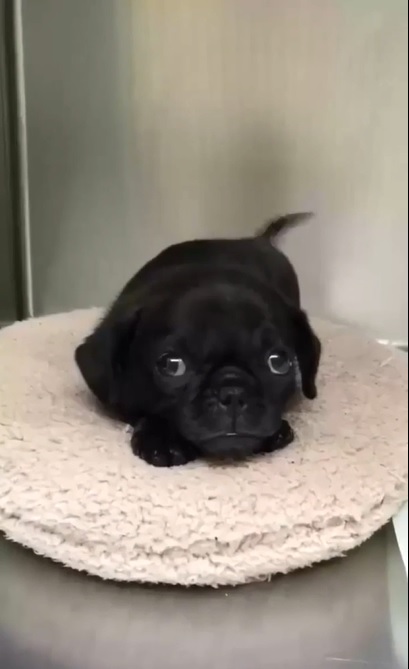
{"left": 130, "top": 421, "right": 196, "bottom": 467}
{"left": 261, "top": 420, "right": 295, "bottom": 454}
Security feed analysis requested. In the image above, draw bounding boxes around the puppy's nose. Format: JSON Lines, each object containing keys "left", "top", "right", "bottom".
{"left": 218, "top": 385, "right": 247, "bottom": 410}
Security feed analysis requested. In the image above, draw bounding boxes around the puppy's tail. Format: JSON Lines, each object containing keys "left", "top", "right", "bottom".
{"left": 257, "top": 212, "right": 313, "bottom": 244}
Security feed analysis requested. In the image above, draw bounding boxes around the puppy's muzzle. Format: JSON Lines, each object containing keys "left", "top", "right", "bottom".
{"left": 217, "top": 381, "right": 248, "bottom": 411}
{"left": 202, "top": 369, "right": 260, "bottom": 456}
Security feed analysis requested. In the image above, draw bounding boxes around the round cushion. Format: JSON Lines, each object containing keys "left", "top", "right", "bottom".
{"left": 0, "top": 310, "right": 407, "bottom": 587}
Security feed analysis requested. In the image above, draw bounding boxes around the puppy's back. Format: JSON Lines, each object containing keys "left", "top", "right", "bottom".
{"left": 118, "top": 214, "right": 308, "bottom": 309}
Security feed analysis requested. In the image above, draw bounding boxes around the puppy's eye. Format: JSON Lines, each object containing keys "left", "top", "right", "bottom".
{"left": 267, "top": 351, "right": 293, "bottom": 375}
{"left": 157, "top": 354, "right": 187, "bottom": 377}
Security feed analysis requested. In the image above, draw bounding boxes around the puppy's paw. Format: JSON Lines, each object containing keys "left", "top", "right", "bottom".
{"left": 261, "top": 420, "right": 295, "bottom": 454}
{"left": 131, "top": 421, "right": 196, "bottom": 467}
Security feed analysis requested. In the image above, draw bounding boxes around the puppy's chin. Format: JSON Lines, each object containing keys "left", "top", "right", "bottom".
{"left": 196, "top": 434, "right": 264, "bottom": 460}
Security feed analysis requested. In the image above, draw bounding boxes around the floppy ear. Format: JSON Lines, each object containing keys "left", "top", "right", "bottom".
{"left": 75, "top": 308, "right": 140, "bottom": 410}
{"left": 292, "top": 309, "right": 321, "bottom": 399}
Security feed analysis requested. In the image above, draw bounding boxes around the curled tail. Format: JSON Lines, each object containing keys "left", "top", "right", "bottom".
{"left": 257, "top": 212, "right": 313, "bottom": 243}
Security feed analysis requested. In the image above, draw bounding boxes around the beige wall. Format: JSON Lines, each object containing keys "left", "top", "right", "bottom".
{"left": 23, "top": 0, "right": 407, "bottom": 340}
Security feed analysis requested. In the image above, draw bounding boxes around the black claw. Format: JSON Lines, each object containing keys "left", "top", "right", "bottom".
{"left": 260, "top": 420, "right": 295, "bottom": 454}
{"left": 130, "top": 422, "right": 196, "bottom": 467}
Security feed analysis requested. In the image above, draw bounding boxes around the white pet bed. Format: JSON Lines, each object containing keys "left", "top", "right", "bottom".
{"left": 0, "top": 309, "right": 407, "bottom": 587}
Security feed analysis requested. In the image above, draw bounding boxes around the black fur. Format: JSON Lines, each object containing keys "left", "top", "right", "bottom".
{"left": 75, "top": 214, "right": 321, "bottom": 466}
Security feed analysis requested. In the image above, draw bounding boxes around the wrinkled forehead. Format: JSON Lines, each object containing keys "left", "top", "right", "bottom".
{"left": 179, "top": 284, "right": 268, "bottom": 327}
{"left": 158, "top": 284, "right": 288, "bottom": 358}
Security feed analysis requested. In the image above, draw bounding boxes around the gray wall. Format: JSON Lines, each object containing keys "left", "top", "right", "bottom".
{"left": 0, "top": 128, "right": 16, "bottom": 323}
{"left": 21, "top": 0, "right": 408, "bottom": 341}
{"left": 0, "top": 4, "right": 16, "bottom": 323}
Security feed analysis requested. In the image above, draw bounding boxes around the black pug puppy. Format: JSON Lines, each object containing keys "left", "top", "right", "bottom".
{"left": 75, "top": 214, "right": 321, "bottom": 467}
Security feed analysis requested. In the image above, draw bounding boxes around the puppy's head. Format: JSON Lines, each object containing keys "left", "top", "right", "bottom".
{"left": 76, "top": 278, "right": 320, "bottom": 459}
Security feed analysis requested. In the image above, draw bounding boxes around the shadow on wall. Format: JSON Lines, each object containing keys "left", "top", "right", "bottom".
{"left": 22, "top": 0, "right": 137, "bottom": 315}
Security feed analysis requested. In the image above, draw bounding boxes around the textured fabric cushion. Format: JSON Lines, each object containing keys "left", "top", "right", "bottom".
{"left": 0, "top": 310, "right": 407, "bottom": 587}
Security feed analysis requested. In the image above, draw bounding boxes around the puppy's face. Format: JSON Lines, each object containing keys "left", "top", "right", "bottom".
{"left": 76, "top": 276, "right": 320, "bottom": 461}
{"left": 128, "top": 284, "right": 300, "bottom": 458}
